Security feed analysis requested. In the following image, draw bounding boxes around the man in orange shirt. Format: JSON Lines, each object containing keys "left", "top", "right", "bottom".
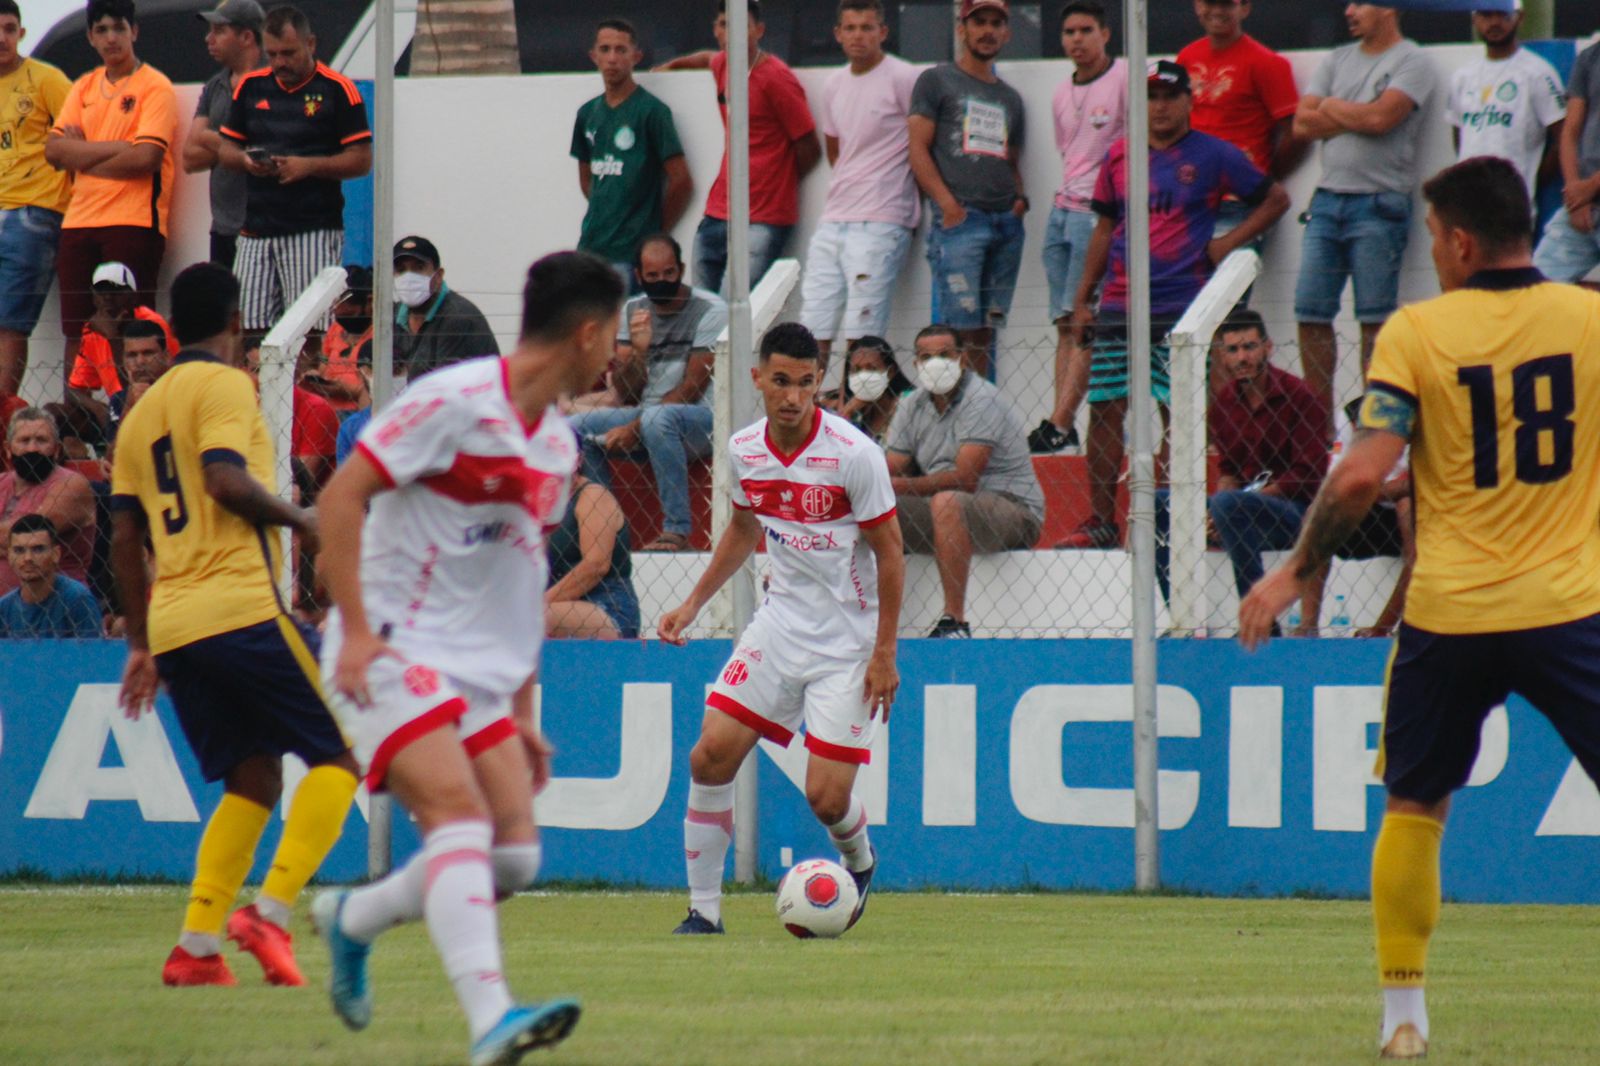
{"left": 44, "top": 0, "right": 177, "bottom": 386}
{"left": 310, "top": 263, "right": 371, "bottom": 414}
{"left": 58, "top": 261, "right": 175, "bottom": 451}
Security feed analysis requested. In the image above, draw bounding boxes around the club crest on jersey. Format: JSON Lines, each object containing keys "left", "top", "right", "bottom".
{"left": 722, "top": 660, "right": 750, "bottom": 687}
{"left": 303, "top": 93, "right": 324, "bottom": 117}
{"left": 801, "top": 486, "right": 834, "bottom": 519}
{"left": 1177, "top": 163, "right": 1197, "bottom": 186}
{"left": 403, "top": 664, "right": 441, "bottom": 697}
{"left": 806, "top": 456, "right": 839, "bottom": 470}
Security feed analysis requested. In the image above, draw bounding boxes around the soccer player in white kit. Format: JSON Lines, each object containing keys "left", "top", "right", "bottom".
{"left": 310, "top": 252, "right": 624, "bottom": 1065}
{"left": 659, "top": 322, "right": 904, "bottom": 934}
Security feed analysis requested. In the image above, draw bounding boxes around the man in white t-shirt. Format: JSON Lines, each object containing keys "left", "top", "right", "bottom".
{"left": 309, "top": 252, "right": 625, "bottom": 1063}
{"left": 799, "top": 0, "right": 921, "bottom": 364}
{"left": 1448, "top": 3, "right": 1564, "bottom": 202}
{"left": 1030, "top": 0, "right": 1126, "bottom": 455}
{"left": 658, "top": 322, "right": 903, "bottom": 935}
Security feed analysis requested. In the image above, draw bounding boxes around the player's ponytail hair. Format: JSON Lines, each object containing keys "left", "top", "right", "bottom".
{"left": 1422, "top": 157, "right": 1532, "bottom": 256}
{"left": 519, "top": 251, "right": 625, "bottom": 344}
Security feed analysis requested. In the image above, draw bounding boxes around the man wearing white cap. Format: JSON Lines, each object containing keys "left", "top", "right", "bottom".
{"left": 59, "top": 261, "right": 176, "bottom": 450}
{"left": 1448, "top": 0, "right": 1564, "bottom": 203}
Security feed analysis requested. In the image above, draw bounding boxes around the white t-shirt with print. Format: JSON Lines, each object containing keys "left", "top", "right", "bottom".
{"left": 1449, "top": 48, "right": 1566, "bottom": 198}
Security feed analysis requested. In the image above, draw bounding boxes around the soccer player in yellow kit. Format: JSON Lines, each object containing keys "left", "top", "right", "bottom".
{"left": 112, "top": 262, "right": 359, "bottom": 987}
{"left": 1240, "top": 156, "right": 1600, "bottom": 1059}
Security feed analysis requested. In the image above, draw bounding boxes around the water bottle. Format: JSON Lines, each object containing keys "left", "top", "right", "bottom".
{"left": 1330, "top": 594, "right": 1350, "bottom": 631}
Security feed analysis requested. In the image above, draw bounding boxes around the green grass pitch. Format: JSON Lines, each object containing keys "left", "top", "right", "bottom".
{"left": 2, "top": 886, "right": 1595, "bottom": 1065}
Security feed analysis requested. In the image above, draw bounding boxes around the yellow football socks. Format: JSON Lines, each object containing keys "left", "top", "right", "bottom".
{"left": 184, "top": 793, "right": 272, "bottom": 937}
{"left": 259, "top": 764, "right": 359, "bottom": 915}
{"left": 1371, "top": 811, "right": 1444, "bottom": 988}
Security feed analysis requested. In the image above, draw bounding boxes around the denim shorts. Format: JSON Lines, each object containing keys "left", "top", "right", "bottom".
{"left": 1041, "top": 206, "right": 1097, "bottom": 323}
{"left": 1293, "top": 189, "right": 1412, "bottom": 324}
{"left": 925, "top": 204, "right": 1025, "bottom": 330}
{"left": 1531, "top": 206, "right": 1600, "bottom": 284}
{"left": 0, "top": 205, "right": 62, "bottom": 334}
{"left": 798, "top": 220, "right": 913, "bottom": 340}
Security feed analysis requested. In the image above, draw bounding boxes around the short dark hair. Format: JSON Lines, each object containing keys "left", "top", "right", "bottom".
{"left": 9, "top": 513, "right": 59, "bottom": 546}
{"left": 341, "top": 264, "right": 373, "bottom": 299}
{"left": 169, "top": 262, "right": 240, "bottom": 346}
{"left": 596, "top": 17, "right": 637, "bottom": 42}
{"left": 914, "top": 323, "right": 960, "bottom": 350}
{"left": 718, "top": 0, "right": 761, "bottom": 21}
{"left": 1218, "top": 309, "right": 1269, "bottom": 342}
{"left": 520, "top": 251, "right": 625, "bottom": 343}
{"left": 86, "top": 0, "right": 136, "bottom": 26}
{"left": 1061, "top": 0, "right": 1107, "bottom": 27}
{"left": 263, "top": 4, "right": 309, "bottom": 38}
{"left": 759, "top": 322, "right": 820, "bottom": 364}
{"left": 837, "top": 0, "right": 884, "bottom": 21}
{"left": 634, "top": 232, "right": 684, "bottom": 270}
{"left": 122, "top": 319, "right": 167, "bottom": 345}
{"left": 1423, "top": 156, "right": 1532, "bottom": 255}
{"left": 0, "top": 2, "right": 22, "bottom": 22}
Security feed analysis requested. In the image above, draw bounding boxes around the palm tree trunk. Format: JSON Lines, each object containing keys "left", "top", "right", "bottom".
{"left": 410, "top": 0, "right": 520, "bottom": 76}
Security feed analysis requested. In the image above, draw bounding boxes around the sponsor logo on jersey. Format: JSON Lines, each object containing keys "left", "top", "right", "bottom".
{"left": 748, "top": 492, "right": 765, "bottom": 506}
{"left": 767, "top": 526, "right": 839, "bottom": 552}
{"left": 735, "top": 645, "right": 763, "bottom": 663}
{"left": 850, "top": 724, "right": 864, "bottom": 737}
{"left": 824, "top": 424, "right": 855, "bottom": 446}
{"left": 403, "top": 664, "right": 441, "bottom": 697}
{"left": 722, "top": 660, "right": 750, "bottom": 687}
{"left": 478, "top": 417, "right": 511, "bottom": 432}
{"left": 806, "top": 456, "right": 839, "bottom": 470}
{"left": 590, "top": 155, "right": 625, "bottom": 178}
{"left": 740, "top": 453, "right": 766, "bottom": 465}
{"left": 376, "top": 396, "right": 447, "bottom": 446}
{"left": 733, "top": 430, "right": 761, "bottom": 445}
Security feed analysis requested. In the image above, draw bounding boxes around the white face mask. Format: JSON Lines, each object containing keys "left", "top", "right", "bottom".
{"left": 918, "top": 356, "right": 962, "bottom": 396}
{"left": 848, "top": 369, "right": 890, "bottom": 402}
{"left": 394, "top": 270, "right": 435, "bottom": 308}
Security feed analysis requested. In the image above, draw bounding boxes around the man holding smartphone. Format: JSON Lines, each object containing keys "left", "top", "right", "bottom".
{"left": 216, "top": 4, "right": 371, "bottom": 336}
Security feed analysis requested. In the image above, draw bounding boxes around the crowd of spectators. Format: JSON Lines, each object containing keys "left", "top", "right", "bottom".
{"left": 2, "top": 0, "right": 1598, "bottom": 639}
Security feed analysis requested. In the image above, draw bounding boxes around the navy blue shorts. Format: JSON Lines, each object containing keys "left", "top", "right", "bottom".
{"left": 156, "top": 616, "right": 347, "bottom": 782}
{"left": 1381, "top": 613, "right": 1600, "bottom": 803}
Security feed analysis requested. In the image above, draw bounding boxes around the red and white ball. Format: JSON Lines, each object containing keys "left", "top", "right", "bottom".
{"left": 775, "top": 858, "right": 859, "bottom": 939}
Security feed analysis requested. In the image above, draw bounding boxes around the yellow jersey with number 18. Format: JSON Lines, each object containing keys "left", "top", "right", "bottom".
{"left": 1362, "top": 269, "right": 1600, "bottom": 634}
{"left": 110, "top": 351, "right": 283, "bottom": 654}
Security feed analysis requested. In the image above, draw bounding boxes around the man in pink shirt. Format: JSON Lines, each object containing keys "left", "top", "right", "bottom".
{"left": 799, "top": 0, "right": 921, "bottom": 363}
{"left": 1030, "top": 0, "right": 1126, "bottom": 455}
{"left": 692, "top": 0, "right": 821, "bottom": 297}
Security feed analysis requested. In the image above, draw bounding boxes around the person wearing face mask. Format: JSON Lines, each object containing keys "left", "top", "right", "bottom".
{"left": 884, "top": 324, "right": 1043, "bottom": 637}
{"left": 570, "top": 232, "right": 727, "bottom": 551}
{"left": 391, "top": 235, "right": 501, "bottom": 382}
{"left": 312, "top": 264, "right": 374, "bottom": 415}
{"left": 838, "top": 335, "right": 910, "bottom": 444}
{"left": 0, "top": 408, "right": 96, "bottom": 596}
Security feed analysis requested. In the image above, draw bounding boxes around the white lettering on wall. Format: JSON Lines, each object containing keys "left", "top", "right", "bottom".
{"left": 922, "top": 685, "right": 976, "bottom": 826}
{"left": 534, "top": 683, "right": 672, "bottom": 830}
{"left": 1229, "top": 687, "right": 1283, "bottom": 829}
{"left": 1536, "top": 760, "right": 1600, "bottom": 837}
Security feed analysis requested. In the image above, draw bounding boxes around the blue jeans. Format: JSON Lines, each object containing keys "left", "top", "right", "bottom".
{"left": 1155, "top": 488, "right": 1308, "bottom": 601}
{"left": 1041, "top": 206, "right": 1097, "bottom": 322}
{"left": 1532, "top": 205, "right": 1600, "bottom": 283}
{"left": 1293, "top": 189, "right": 1412, "bottom": 324}
{"left": 926, "top": 204, "right": 1025, "bottom": 330}
{"left": 0, "top": 205, "right": 63, "bottom": 334}
{"left": 569, "top": 404, "right": 713, "bottom": 537}
{"left": 693, "top": 215, "right": 792, "bottom": 298}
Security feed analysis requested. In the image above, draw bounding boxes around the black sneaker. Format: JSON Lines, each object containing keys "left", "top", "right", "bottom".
{"left": 671, "top": 908, "right": 725, "bottom": 935}
{"left": 1028, "top": 419, "right": 1080, "bottom": 454}
{"left": 928, "top": 615, "right": 971, "bottom": 638}
{"left": 845, "top": 846, "right": 876, "bottom": 931}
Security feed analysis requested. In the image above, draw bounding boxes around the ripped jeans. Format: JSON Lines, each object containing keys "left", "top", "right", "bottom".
{"left": 798, "top": 220, "right": 913, "bottom": 341}
{"left": 926, "top": 203, "right": 1025, "bottom": 330}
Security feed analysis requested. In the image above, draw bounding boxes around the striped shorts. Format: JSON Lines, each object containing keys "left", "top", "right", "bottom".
{"left": 1087, "top": 313, "right": 1173, "bottom": 405}
{"left": 234, "top": 228, "right": 343, "bottom": 331}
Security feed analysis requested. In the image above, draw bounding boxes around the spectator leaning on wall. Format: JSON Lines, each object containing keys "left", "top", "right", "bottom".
{"left": 1532, "top": 36, "right": 1600, "bottom": 285}
{"left": 572, "top": 17, "right": 692, "bottom": 288}
{"left": 0, "top": 0, "right": 71, "bottom": 401}
{"left": 0, "top": 513, "right": 102, "bottom": 637}
{"left": 1448, "top": 4, "right": 1563, "bottom": 205}
{"left": 182, "top": 0, "right": 263, "bottom": 270}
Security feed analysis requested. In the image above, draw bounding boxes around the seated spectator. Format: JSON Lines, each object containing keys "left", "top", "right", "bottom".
{"left": 243, "top": 340, "right": 340, "bottom": 496}
{"left": 106, "top": 319, "right": 172, "bottom": 437}
{"left": 1296, "top": 395, "right": 1413, "bottom": 637}
{"left": 392, "top": 235, "right": 500, "bottom": 382}
{"left": 0, "top": 514, "right": 102, "bottom": 637}
{"left": 310, "top": 264, "right": 373, "bottom": 414}
{"left": 1156, "top": 312, "right": 1324, "bottom": 612}
{"left": 832, "top": 334, "right": 911, "bottom": 444}
{"left": 570, "top": 233, "right": 727, "bottom": 551}
{"left": 546, "top": 473, "right": 641, "bottom": 639}
{"left": 334, "top": 361, "right": 374, "bottom": 467}
{"left": 57, "top": 262, "right": 177, "bottom": 453}
{"left": 0, "top": 407, "right": 95, "bottom": 595}
{"left": 887, "top": 323, "right": 1044, "bottom": 637}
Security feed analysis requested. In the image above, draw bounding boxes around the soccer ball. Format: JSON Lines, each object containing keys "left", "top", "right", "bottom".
{"left": 775, "top": 858, "right": 859, "bottom": 939}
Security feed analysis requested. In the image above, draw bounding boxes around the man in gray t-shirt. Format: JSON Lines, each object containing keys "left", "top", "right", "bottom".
{"left": 908, "top": 0, "right": 1027, "bottom": 377}
{"left": 885, "top": 324, "right": 1043, "bottom": 638}
{"left": 1291, "top": 3, "right": 1437, "bottom": 430}
{"left": 1534, "top": 40, "right": 1600, "bottom": 283}
{"left": 181, "top": 0, "right": 264, "bottom": 269}
{"left": 570, "top": 234, "right": 728, "bottom": 549}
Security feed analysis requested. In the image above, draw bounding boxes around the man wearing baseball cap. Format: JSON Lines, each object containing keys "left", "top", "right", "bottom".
{"left": 183, "top": 0, "right": 264, "bottom": 270}
{"left": 391, "top": 236, "right": 500, "bottom": 383}
{"left": 59, "top": 261, "right": 177, "bottom": 451}
{"left": 908, "top": 0, "right": 1028, "bottom": 378}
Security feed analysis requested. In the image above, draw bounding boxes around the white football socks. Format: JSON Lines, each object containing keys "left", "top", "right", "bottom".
{"left": 684, "top": 781, "right": 735, "bottom": 924}
{"left": 827, "top": 796, "right": 873, "bottom": 873}
{"left": 1382, "top": 987, "right": 1429, "bottom": 1043}
{"left": 340, "top": 849, "right": 427, "bottom": 943}
{"left": 422, "top": 820, "right": 512, "bottom": 1042}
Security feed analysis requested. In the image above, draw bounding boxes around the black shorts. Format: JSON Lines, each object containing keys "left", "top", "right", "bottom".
{"left": 156, "top": 615, "right": 347, "bottom": 782}
{"left": 1381, "top": 612, "right": 1600, "bottom": 803}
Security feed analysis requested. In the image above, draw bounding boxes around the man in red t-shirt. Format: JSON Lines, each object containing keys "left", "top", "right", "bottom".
{"left": 1176, "top": 0, "right": 1304, "bottom": 237}
{"left": 685, "top": 0, "right": 820, "bottom": 296}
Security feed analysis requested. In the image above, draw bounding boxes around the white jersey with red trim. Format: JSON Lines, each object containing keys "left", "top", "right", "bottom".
{"left": 729, "top": 408, "right": 896, "bottom": 658}
{"left": 349, "top": 356, "right": 576, "bottom": 693}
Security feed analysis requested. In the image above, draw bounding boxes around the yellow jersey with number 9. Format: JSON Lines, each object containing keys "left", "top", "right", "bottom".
{"left": 1362, "top": 270, "right": 1600, "bottom": 634}
{"left": 110, "top": 352, "right": 284, "bottom": 654}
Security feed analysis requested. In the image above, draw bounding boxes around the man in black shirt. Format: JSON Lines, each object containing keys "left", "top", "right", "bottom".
{"left": 391, "top": 235, "right": 501, "bottom": 382}
{"left": 217, "top": 4, "right": 371, "bottom": 333}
